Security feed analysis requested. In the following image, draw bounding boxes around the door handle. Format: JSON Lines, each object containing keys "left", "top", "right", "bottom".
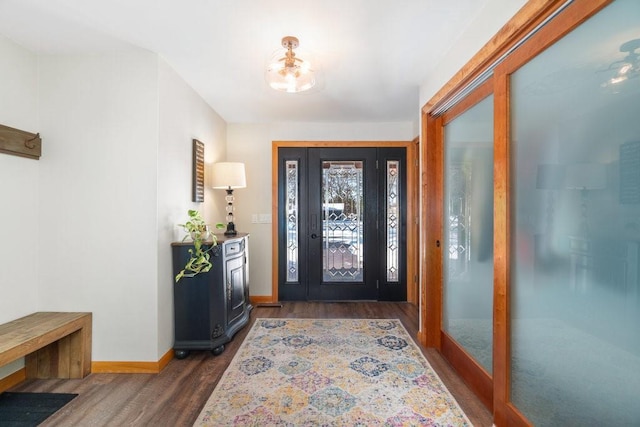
{"left": 311, "top": 233, "right": 320, "bottom": 239}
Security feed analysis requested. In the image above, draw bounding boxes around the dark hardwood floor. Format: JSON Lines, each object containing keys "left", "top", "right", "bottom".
{"left": 10, "top": 302, "right": 492, "bottom": 426}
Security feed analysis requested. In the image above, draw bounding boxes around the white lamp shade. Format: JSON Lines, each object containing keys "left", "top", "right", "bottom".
{"left": 211, "top": 162, "right": 246, "bottom": 189}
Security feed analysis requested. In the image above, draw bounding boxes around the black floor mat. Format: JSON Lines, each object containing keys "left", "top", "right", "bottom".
{"left": 0, "top": 392, "right": 77, "bottom": 427}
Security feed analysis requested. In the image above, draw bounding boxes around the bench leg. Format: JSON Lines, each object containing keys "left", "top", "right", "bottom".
{"left": 25, "top": 324, "right": 92, "bottom": 379}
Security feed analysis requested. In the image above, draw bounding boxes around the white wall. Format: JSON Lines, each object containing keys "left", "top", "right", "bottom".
{"left": 0, "top": 35, "right": 39, "bottom": 321}
{"left": 226, "top": 121, "right": 414, "bottom": 297}
{"left": 0, "top": 45, "right": 227, "bottom": 371}
{"left": 32, "top": 52, "right": 227, "bottom": 363}
{"left": 419, "top": 0, "right": 528, "bottom": 106}
{"left": 36, "top": 50, "right": 161, "bottom": 361}
{"left": 157, "top": 58, "right": 227, "bottom": 358}
{"left": 0, "top": 34, "right": 39, "bottom": 378}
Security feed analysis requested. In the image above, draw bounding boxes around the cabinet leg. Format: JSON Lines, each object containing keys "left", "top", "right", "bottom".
{"left": 174, "top": 349, "right": 190, "bottom": 359}
{"left": 212, "top": 345, "right": 225, "bottom": 356}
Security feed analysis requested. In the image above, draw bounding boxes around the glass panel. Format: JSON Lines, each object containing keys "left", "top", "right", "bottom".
{"left": 510, "top": 1, "right": 640, "bottom": 425}
{"left": 387, "top": 160, "right": 400, "bottom": 282}
{"left": 285, "top": 160, "right": 299, "bottom": 282}
{"left": 322, "top": 160, "right": 364, "bottom": 282}
{"left": 443, "top": 94, "right": 494, "bottom": 374}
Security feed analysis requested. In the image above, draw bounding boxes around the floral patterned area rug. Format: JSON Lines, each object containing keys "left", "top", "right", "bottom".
{"left": 193, "top": 318, "right": 472, "bottom": 426}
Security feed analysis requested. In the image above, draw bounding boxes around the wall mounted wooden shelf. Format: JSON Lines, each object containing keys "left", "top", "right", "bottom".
{"left": 0, "top": 123, "right": 42, "bottom": 160}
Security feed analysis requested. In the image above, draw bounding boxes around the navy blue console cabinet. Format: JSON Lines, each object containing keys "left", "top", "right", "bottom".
{"left": 171, "top": 233, "right": 251, "bottom": 358}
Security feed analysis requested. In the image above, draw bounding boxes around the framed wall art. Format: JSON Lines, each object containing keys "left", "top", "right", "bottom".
{"left": 192, "top": 139, "right": 205, "bottom": 202}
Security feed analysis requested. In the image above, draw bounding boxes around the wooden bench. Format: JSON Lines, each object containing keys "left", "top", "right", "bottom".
{"left": 0, "top": 312, "right": 92, "bottom": 379}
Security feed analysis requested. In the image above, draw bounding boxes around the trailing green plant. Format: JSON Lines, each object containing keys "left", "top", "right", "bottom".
{"left": 175, "top": 210, "right": 217, "bottom": 282}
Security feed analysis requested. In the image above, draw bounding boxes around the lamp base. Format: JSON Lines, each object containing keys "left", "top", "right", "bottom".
{"left": 224, "top": 221, "right": 238, "bottom": 236}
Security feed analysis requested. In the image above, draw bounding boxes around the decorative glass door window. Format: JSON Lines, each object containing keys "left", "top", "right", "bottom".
{"left": 285, "top": 160, "right": 299, "bottom": 282}
{"left": 386, "top": 160, "right": 400, "bottom": 282}
{"left": 321, "top": 160, "right": 364, "bottom": 282}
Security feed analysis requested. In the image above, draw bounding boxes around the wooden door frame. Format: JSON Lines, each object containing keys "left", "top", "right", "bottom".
{"left": 420, "top": 0, "right": 613, "bottom": 425}
{"left": 271, "top": 140, "right": 419, "bottom": 304}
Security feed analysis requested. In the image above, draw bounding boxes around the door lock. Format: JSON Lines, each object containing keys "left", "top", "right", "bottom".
{"left": 311, "top": 233, "right": 319, "bottom": 239}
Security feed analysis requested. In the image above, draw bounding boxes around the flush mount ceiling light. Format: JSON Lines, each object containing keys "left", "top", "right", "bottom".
{"left": 601, "top": 38, "right": 640, "bottom": 89}
{"left": 266, "top": 36, "right": 316, "bottom": 93}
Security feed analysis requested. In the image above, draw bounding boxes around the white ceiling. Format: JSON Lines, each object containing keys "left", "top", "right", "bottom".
{"left": 0, "top": 0, "right": 492, "bottom": 123}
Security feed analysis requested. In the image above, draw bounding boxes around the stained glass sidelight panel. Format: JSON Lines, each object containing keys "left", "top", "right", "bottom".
{"left": 387, "top": 160, "right": 400, "bottom": 282}
{"left": 285, "top": 160, "right": 299, "bottom": 282}
{"left": 322, "top": 161, "right": 364, "bottom": 282}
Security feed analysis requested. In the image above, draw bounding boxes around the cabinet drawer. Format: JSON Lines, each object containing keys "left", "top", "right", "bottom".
{"left": 225, "top": 241, "right": 243, "bottom": 256}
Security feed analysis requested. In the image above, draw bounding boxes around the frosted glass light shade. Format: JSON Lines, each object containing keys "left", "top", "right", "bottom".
{"left": 266, "top": 57, "right": 316, "bottom": 93}
{"left": 265, "top": 36, "right": 317, "bottom": 93}
{"left": 211, "top": 162, "right": 246, "bottom": 189}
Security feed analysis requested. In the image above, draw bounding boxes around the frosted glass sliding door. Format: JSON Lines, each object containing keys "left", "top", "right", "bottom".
{"left": 510, "top": 0, "right": 640, "bottom": 424}
{"left": 443, "top": 94, "right": 494, "bottom": 374}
